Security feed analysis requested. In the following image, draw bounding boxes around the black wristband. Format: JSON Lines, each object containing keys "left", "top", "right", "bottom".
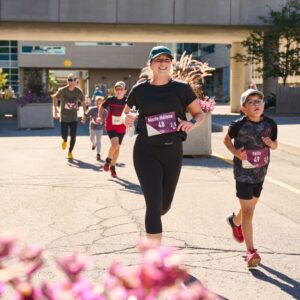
{"left": 190, "top": 118, "right": 197, "bottom": 124}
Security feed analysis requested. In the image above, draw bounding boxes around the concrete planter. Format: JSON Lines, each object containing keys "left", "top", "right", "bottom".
{"left": 183, "top": 112, "right": 211, "bottom": 156}
{"left": 0, "top": 99, "right": 17, "bottom": 116}
{"left": 17, "top": 103, "right": 54, "bottom": 129}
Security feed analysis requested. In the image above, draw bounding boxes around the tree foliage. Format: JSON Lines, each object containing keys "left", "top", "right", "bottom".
{"left": 0, "top": 68, "right": 8, "bottom": 90}
{"left": 233, "top": 0, "right": 300, "bottom": 85}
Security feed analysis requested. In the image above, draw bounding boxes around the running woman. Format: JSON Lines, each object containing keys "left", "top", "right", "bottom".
{"left": 53, "top": 73, "right": 86, "bottom": 159}
{"left": 99, "top": 81, "right": 127, "bottom": 177}
{"left": 123, "top": 46, "right": 204, "bottom": 245}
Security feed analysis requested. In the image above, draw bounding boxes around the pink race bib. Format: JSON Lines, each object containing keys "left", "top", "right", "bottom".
{"left": 65, "top": 102, "right": 77, "bottom": 110}
{"left": 242, "top": 147, "right": 269, "bottom": 169}
{"left": 145, "top": 112, "right": 177, "bottom": 136}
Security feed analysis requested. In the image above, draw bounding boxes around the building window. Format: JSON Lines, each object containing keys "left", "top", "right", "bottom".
{"left": 75, "top": 42, "right": 134, "bottom": 47}
{"left": 22, "top": 46, "right": 66, "bottom": 55}
{"left": 0, "top": 41, "right": 19, "bottom": 92}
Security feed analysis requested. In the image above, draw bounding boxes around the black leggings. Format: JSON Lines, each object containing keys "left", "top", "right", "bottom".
{"left": 61, "top": 121, "right": 77, "bottom": 152}
{"left": 133, "top": 136, "right": 183, "bottom": 234}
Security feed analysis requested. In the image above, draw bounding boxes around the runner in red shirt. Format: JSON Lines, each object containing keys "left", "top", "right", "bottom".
{"left": 99, "top": 81, "right": 127, "bottom": 177}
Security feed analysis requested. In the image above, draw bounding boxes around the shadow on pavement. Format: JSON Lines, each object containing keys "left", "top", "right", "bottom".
{"left": 109, "top": 177, "right": 142, "bottom": 194}
{"left": 182, "top": 156, "right": 231, "bottom": 169}
{"left": 0, "top": 117, "right": 93, "bottom": 137}
{"left": 67, "top": 158, "right": 101, "bottom": 172}
{"left": 249, "top": 263, "right": 300, "bottom": 299}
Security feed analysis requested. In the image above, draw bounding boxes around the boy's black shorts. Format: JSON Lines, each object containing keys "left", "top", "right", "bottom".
{"left": 236, "top": 181, "right": 264, "bottom": 200}
{"left": 107, "top": 130, "right": 125, "bottom": 144}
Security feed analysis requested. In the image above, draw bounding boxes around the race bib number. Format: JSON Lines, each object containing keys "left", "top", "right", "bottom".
{"left": 65, "top": 102, "right": 77, "bottom": 110}
{"left": 112, "top": 116, "right": 123, "bottom": 125}
{"left": 145, "top": 112, "right": 177, "bottom": 136}
{"left": 242, "top": 147, "right": 269, "bottom": 169}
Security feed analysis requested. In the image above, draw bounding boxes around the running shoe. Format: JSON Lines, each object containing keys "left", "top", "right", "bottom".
{"left": 96, "top": 154, "right": 101, "bottom": 161}
{"left": 67, "top": 152, "right": 73, "bottom": 159}
{"left": 92, "top": 144, "right": 96, "bottom": 150}
{"left": 103, "top": 158, "right": 111, "bottom": 172}
{"left": 246, "top": 249, "right": 261, "bottom": 268}
{"left": 110, "top": 165, "right": 117, "bottom": 178}
{"left": 227, "top": 213, "right": 244, "bottom": 243}
{"left": 62, "top": 141, "right": 67, "bottom": 150}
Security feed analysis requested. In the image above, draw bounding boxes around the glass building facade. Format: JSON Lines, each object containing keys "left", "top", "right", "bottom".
{"left": 0, "top": 41, "right": 19, "bottom": 92}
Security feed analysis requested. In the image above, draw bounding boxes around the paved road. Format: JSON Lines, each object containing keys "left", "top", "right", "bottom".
{"left": 0, "top": 116, "right": 299, "bottom": 300}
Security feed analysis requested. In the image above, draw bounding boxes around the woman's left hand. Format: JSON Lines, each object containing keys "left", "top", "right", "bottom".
{"left": 177, "top": 118, "right": 196, "bottom": 133}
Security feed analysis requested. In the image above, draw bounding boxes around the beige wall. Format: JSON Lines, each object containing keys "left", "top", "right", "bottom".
{"left": 18, "top": 42, "right": 156, "bottom": 69}
{"left": 88, "top": 69, "right": 141, "bottom": 97}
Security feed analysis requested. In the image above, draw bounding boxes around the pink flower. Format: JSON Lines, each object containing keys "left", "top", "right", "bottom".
{"left": 0, "top": 281, "right": 5, "bottom": 296}
{"left": 0, "top": 233, "right": 18, "bottom": 258}
{"left": 13, "top": 282, "right": 43, "bottom": 300}
{"left": 198, "top": 96, "right": 216, "bottom": 113}
{"left": 56, "top": 254, "right": 92, "bottom": 282}
{"left": 19, "top": 245, "right": 44, "bottom": 279}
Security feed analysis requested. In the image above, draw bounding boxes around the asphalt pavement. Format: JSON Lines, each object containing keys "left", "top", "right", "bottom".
{"left": 0, "top": 108, "right": 299, "bottom": 300}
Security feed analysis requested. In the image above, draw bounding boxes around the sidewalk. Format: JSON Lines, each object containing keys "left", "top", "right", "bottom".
{"left": 212, "top": 105, "right": 300, "bottom": 157}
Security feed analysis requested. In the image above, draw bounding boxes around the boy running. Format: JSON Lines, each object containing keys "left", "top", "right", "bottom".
{"left": 224, "top": 89, "right": 278, "bottom": 267}
{"left": 81, "top": 96, "right": 105, "bottom": 161}
{"left": 98, "top": 81, "right": 127, "bottom": 177}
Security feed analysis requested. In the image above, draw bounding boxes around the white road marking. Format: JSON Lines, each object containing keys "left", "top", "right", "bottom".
{"left": 212, "top": 151, "right": 300, "bottom": 196}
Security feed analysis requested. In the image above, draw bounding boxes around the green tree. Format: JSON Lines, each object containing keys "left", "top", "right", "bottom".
{"left": 0, "top": 68, "right": 8, "bottom": 90}
{"left": 48, "top": 71, "right": 58, "bottom": 93}
{"left": 233, "top": 0, "right": 300, "bottom": 85}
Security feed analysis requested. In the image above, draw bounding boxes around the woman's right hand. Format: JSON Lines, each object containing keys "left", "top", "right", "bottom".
{"left": 124, "top": 114, "right": 136, "bottom": 126}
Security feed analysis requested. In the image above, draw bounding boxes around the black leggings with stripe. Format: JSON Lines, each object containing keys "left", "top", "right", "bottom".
{"left": 133, "top": 135, "right": 183, "bottom": 234}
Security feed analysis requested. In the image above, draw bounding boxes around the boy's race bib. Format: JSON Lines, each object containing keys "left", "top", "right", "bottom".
{"left": 112, "top": 115, "right": 123, "bottom": 125}
{"left": 145, "top": 112, "right": 177, "bottom": 137}
{"left": 65, "top": 102, "right": 77, "bottom": 110}
{"left": 242, "top": 147, "right": 269, "bottom": 169}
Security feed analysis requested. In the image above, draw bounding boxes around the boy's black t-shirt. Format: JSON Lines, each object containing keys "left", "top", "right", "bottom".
{"left": 228, "top": 115, "right": 277, "bottom": 184}
{"left": 127, "top": 79, "right": 197, "bottom": 140}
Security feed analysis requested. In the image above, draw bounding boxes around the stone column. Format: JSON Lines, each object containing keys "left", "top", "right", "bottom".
{"left": 262, "top": 32, "right": 278, "bottom": 100}
{"left": 230, "top": 42, "right": 251, "bottom": 113}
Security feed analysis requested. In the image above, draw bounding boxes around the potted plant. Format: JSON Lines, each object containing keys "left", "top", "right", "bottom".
{"left": 17, "top": 69, "right": 54, "bottom": 129}
{"left": 173, "top": 53, "right": 215, "bottom": 156}
{"left": 0, "top": 69, "right": 18, "bottom": 116}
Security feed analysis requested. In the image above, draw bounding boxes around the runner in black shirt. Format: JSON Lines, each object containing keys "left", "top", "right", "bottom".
{"left": 224, "top": 88, "right": 278, "bottom": 267}
{"left": 123, "top": 46, "right": 205, "bottom": 245}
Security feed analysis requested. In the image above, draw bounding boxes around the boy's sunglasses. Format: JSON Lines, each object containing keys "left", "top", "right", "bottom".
{"left": 68, "top": 78, "right": 77, "bottom": 82}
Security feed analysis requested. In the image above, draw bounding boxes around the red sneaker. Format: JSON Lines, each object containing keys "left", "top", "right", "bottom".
{"left": 246, "top": 249, "right": 261, "bottom": 268}
{"left": 110, "top": 166, "right": 117, "bottom": 178}
{"left": 103, "top": 159, "right": 111, "bottom": 172}
{"left": 227, "top": 213, "right": 244, "bottom": 243}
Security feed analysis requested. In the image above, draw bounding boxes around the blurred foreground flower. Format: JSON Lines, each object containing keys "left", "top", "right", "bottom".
{"left": 0, "top": 234, "right": 219, "bottom": 300}
{"left": 197, "top": 96, "right": 216, "bottom": 113}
